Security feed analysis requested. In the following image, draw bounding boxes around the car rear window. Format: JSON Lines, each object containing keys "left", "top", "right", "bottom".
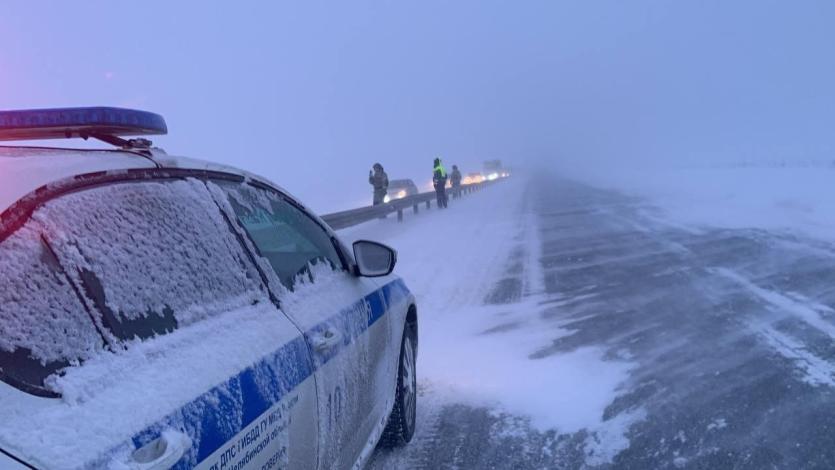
{"left": 0, "top": 224, "right": 103, "bottom": 395}
{"left": 35, "top": 178, "right": 268, "bottom": 343}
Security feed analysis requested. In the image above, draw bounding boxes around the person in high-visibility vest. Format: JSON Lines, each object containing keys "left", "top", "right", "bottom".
{"left": 432, "top": 157, "right": 448, "bottom": 208}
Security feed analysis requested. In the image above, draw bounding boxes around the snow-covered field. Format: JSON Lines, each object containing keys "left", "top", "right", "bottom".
{"left": 340, "top": 177, "right": 634, "bottom": 454}
{"left": 566, "top": 165, "right": 835, "bottom": 242}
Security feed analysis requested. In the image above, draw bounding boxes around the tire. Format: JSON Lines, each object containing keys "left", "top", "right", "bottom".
{"left": 379, "top": 324, "right": 417, "bottom": 447}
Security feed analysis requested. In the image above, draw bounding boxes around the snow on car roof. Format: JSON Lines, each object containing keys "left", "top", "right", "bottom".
{"left": 0, "top": 146, "right": 157, "bottom": 213}
{"left": 0, "top": 145, "right": 312, "bottom": 223}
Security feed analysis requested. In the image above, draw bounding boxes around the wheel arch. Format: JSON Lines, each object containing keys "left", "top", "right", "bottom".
{"left": 405, "top": 303, "right": 418, "bottom": 353}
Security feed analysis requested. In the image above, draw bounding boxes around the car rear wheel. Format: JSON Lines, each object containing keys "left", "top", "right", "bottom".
{"left": 380, "top": 324, "right": 417, "bottom": 447}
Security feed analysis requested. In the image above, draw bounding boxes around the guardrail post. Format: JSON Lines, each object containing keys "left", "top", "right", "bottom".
{"left": 397, "top": 209, "right": 403, "bottom": 222}
{"left": 426, "top": 200, "right": 431, "bottom": 209}
{"left": 413, "top": 204, "right": 419, "bottom": 214}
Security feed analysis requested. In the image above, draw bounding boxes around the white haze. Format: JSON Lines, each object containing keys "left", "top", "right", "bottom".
{"left": 2, "top": 1, "right": 835, "bottom": 212}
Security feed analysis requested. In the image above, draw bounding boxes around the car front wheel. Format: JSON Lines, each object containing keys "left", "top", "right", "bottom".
{"left": 379, "top": 324, "right": 417, "bottom": 447}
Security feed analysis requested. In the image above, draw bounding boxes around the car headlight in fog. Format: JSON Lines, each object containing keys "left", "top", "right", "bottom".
{"left": 397, "top": 190, "right": 407, "bottom": 198}
{"left": 487, "top": 172, "right": 499, "bottom": 181}
{"left": 383, "top": 195, "right": 391, "bottom": 203}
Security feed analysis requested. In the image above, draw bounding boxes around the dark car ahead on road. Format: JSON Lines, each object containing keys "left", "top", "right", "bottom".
{"left": 384, "top": 179, "right": 420, "bottom": 203}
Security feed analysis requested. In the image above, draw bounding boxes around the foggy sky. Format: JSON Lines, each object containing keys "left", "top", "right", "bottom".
{"left": 2, "top": 1, "right": 834, "bottom": 212}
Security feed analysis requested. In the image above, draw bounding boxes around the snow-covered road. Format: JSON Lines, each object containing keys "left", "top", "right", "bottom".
{"left": 343, "top": 173, "right": 835, "bottom": 469}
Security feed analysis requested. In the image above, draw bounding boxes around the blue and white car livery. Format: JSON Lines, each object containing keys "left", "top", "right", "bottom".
{"left": 0, "top": 108, "right": 418, "bottom": 470}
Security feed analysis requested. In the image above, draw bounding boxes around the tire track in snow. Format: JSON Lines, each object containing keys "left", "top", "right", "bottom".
{"left": 369, "top": 179, "right": 641, "bottom": 469}
{"left": 363, "top": 179, "right": 535, "bottom": 469}
{"left": 711, "top": 267, "right": 835, "bottom": 386}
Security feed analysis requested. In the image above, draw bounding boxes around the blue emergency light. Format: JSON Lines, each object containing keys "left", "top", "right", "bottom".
{"left": 0, "top": 107, "right": 167, "bottom": 142}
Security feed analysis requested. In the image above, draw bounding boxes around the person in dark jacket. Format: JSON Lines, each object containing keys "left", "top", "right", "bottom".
{"left": 450, "top": 164, "right": 462, "bottom": 198}
{"left": 369, "top": 163, "right": 389, "bottom": 205}
{"left": 433, "top": 158, "right": 448, "bottom": 208}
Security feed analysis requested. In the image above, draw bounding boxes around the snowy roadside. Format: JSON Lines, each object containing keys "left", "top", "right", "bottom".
{"left": 339, "top": 176, "right": 636, "bottom": 467}
{"left": 338, "top": 180, "right": 522, "bottom": 312}
{"left": 562, "top": 166, "right": 835, "bottom": 243}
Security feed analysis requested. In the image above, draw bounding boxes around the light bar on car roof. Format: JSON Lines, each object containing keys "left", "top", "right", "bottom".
{"left": 0, "top": 107, "right": 167, "bottom": 142}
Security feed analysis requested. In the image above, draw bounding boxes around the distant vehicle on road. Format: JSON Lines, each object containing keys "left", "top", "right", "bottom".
{"left": 483, "top": 159, "right": 504, "bottom": 181}
{"left": 0, "top": 107, "right": 418, "bottom": 470}
{"left": 384, "top": 178, "right": 420, "bottom": 203}
{"left": 462, "top": 172, "right": 485, "bottom": 185}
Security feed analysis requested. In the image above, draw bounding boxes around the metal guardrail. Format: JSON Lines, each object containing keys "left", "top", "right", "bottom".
{"left": 321, "top": 179, "right": 501, "bottom": 230}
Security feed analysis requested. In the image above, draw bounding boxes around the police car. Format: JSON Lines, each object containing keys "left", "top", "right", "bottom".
{"left": 0, "top": 108, "right": 418, "bottom": 470}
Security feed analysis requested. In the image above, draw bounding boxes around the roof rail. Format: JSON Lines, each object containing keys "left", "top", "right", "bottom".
{"left": 0, "top": 107, "right": 167, "bottom": 149}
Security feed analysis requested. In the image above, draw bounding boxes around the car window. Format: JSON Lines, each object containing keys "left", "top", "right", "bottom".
{"left": 37, "top": 178, "right": 268, "bottom": 343}
{"left": 0, "top": 224, "right": 103, "bottom": 395}
{"left": 213, "top": 181, "right": 343, "bottom": 289}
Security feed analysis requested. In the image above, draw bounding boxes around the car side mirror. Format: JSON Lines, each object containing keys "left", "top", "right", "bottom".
{"left": 353, "top": 240, "right": 397, "bottom": 277}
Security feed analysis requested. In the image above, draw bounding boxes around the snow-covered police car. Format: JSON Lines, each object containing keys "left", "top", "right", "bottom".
{"left": 0, "top": 108, "right": 418, "bottom": 470}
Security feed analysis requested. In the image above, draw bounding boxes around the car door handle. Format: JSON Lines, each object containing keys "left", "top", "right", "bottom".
{"left": 312, "top": 328, "right": 343, "bottom": 352}
{"left": 116, "top": 430, "right": 190, "bottom": 470}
